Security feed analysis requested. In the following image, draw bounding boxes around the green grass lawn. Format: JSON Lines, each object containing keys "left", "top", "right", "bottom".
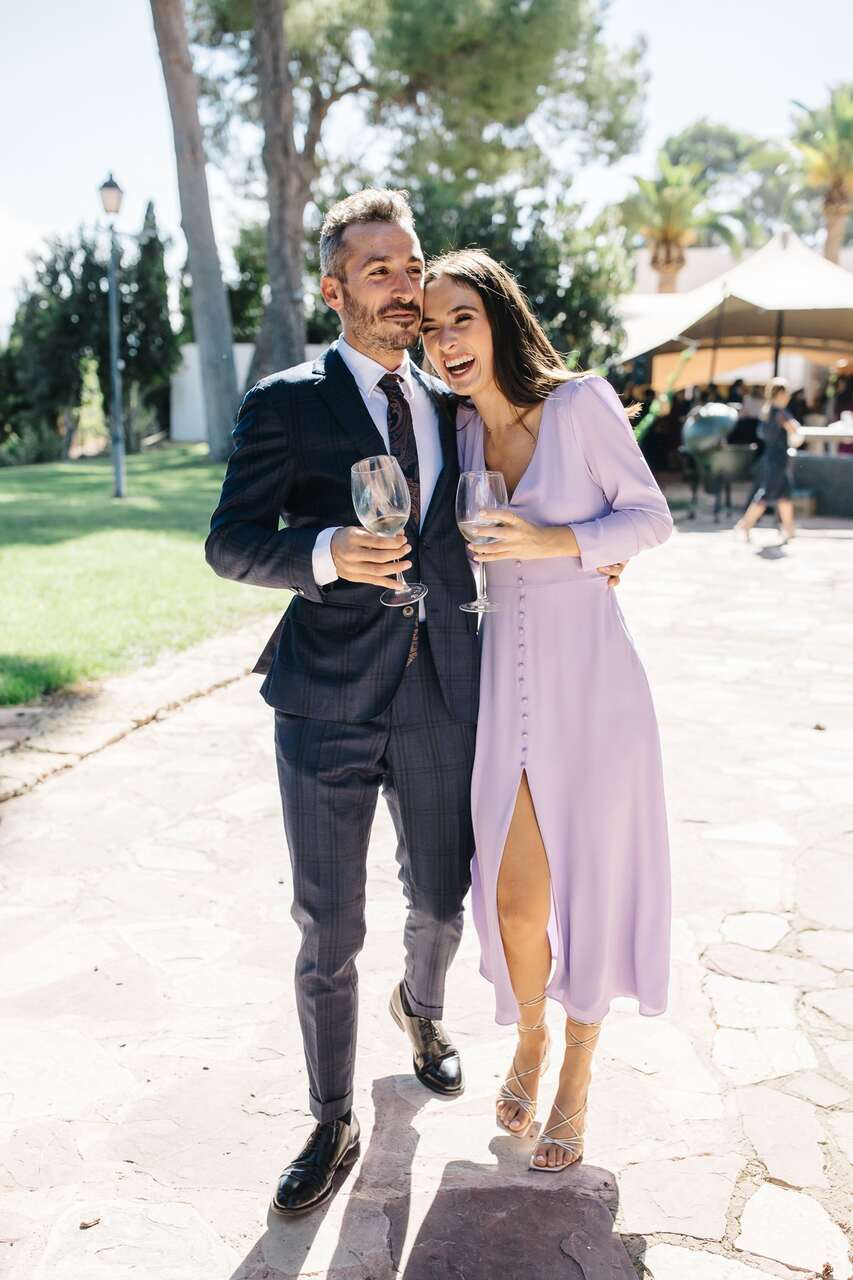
{"left": 0, "top": 446, "right": 290, "bottom": 705}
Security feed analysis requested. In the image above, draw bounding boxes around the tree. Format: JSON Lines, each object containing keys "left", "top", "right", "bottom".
{"left": 8, "top": 237, "right": 93, "bottom": 458}
{"left": 663, "top": 118, "right": 821, "bottom": 245}
{"left": 622, "top": 155, "right": 742, "bottom": 292}
{"left": 251, "top": 0, "right": 305, "bottom": 373}
{"left": 0, "top": 344, "right": 26, "bottom": 453}
{"left": 190, "top": 0, "right": 647, "bottom": 382}
{"left": 0, "top": 235, "right": 103, "bottom": 463}
{"left": 125, "top": 202, "right": 182, "bottom": 435}
{"left": 180, "top": 221, "right": 268, "bottom": 343}
{"left": 793, "top": 83, "right": 853, "bottom": 263}
{"left": 413, "top": 182, "right": 632, "bottom": 367}
{"left": 2, "top": 212, "right": 182, "bottom": 464}
{"left": 663, "top": 119, "right": 761, "bottom": 187}
{"left": 150, "top": 0, "right": 239, "bottom": 460}
{"left": 0, "top": 316, "right": 64, "bottom": 466}
{"left": 228, "top": 222, "right": 269, "bottom": 341}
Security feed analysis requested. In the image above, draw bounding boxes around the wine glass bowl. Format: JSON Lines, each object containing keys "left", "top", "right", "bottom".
{"left": 456, "top": 470, "right": 508, "bottom": 613}
{"left": 351, "top": 455, "right": 428, "bottom": 607}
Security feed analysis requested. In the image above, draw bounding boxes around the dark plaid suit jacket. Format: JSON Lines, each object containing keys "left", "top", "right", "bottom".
{"left": 205, "top": 342, "right": 480, "bottom": 724}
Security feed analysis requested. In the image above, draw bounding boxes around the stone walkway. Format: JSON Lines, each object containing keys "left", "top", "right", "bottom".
{"left": 1, "top": 518, "right": 852, "bottom": 1279}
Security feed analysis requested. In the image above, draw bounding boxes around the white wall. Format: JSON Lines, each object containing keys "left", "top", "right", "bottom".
{"left": 170, "top": 343, "right": 328, "bottom": 443}
{"left": 171, "top": 343, "right": 255, "bottom": 443}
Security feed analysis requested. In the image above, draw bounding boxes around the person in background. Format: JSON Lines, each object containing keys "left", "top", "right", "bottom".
{"left": 618, "top": 382, "right": 636, "bottom": 412}
{"left": 833, "top": 376, "right": 853, "bottom": 419}
{"left": 788, "top": 387, "right": 808, "bottom": 422}
{"left": 833, "top": 376, "right": 853, "bottom": 455}
{"left": 741, "top": 385, "right": 764, "bottom": 423}
{"left": 727, "top": 378, "right": 745, "bottom": 404}
{"left": 735, "top": 377, "right": 800, "bottom": 545}
{"left": 639, "top": 385, "right": 656, "bottom": 419}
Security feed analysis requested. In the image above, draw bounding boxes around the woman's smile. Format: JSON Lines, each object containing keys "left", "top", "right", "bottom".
{"left": 443, "top": 354, "right": 477, "bottom": 382}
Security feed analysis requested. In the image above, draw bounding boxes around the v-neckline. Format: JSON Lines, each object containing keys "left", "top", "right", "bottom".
{"left": 477, "top": 396, "right": 550, "bottom": 503}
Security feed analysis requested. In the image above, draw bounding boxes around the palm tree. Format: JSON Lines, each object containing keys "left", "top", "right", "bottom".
{"left": 622, "top": 155, "right": 742, "bottom": 292}
{"left": 150, "top": 0, "right": 239, "bottom": 461}
{"left": 793, "top": 84, "right": 853, "bottom": 264}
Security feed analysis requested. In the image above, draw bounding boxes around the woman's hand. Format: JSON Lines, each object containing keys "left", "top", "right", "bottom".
{"left": 599, "top": 561, "right": 628, "bottom": 587}
{"left": 471, "top": 510, "right": 627, "bottom": 585}
{"left": 471, "top": 509, "right": 577, "bottom": 561}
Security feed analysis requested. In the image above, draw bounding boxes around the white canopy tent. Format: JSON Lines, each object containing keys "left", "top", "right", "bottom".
{"left": 616, "top": 229, "right": 853, "bottom": 391}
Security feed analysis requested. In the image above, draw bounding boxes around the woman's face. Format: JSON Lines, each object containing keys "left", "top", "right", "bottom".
{"left": 421, "top": 275, "right": 495, "bottom": 397}
{"left": 774, "top": 389, "right": 791, "bottom": 408}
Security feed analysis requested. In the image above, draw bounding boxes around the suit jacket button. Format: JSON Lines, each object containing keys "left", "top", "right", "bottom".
{"left": 402, "top": 605, "right": 415, "bottom": 617}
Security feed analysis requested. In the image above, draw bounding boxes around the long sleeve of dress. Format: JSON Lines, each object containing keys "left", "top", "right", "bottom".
{"left": 568, "top": 376, "right": 673, "bottom": 571}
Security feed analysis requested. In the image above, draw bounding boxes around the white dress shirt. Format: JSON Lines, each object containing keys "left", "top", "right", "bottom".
{"left": 312, "top": 337, "right": 444, "bottom": 618}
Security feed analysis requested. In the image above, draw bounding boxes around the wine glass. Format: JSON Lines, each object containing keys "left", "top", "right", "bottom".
{"left": 456, "top": 470, "right": 508, "bottom": 613}
{"left": 351, "top": 455, "right": 428, "bottom": 607}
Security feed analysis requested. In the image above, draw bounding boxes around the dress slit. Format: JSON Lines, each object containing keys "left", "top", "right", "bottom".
{"left": 493, "top": 767, "right": 562, "bottom": 1022}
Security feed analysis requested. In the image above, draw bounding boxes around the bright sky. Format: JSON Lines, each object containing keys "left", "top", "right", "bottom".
{"left": 2, "top": 0, "right": 851, "bottom": 334}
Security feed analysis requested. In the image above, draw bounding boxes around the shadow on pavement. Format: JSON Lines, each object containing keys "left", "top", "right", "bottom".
{"left": 229, "top": 1074, "right": 644, "bottom": 1278}
{"left": 392, "top": 1158, "right": 639, "bottom": 1279}
{"left": 756, "top": 543, "right": 787, "bottom": 559}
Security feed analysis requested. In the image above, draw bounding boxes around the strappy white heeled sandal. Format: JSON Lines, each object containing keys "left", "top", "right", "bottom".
{"left": 496, "top": 993, "right": 550, "bottom": 1139}
{"left": 529, "top": 1019, "right": 601, "bottom": 1171}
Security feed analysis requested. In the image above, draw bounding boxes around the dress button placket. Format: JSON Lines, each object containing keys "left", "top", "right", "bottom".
{"left": 517, "top": 567, "right": 527, "bottom": 768}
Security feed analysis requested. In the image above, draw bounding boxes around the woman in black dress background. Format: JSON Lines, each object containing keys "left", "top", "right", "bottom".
{"left": 736, "top": 377, "right": 800, "bottom": 544}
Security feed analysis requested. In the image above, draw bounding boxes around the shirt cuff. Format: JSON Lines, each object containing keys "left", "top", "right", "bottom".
{"left": 312, "top": 527, "right": 341, "bottom": 587}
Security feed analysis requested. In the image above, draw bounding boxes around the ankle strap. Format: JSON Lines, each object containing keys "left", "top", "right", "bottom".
{"left": 565, "top": 1020, "right": 601, "bottom": 1053}
{"left": 518, "top": 992, "right": 547, "bottom": 1033}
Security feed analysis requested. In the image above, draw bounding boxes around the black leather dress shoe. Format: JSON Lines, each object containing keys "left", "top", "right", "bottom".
{"left": 389, "top": 981, "right": 464, "bottom": 1096}
{"left": 270, "top": 1114, "right": 360, "bottom": 1216}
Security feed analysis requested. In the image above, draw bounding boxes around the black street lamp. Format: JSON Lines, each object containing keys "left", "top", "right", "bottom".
{"left": 99, "top": 173, "right": 127, "bottom": 499}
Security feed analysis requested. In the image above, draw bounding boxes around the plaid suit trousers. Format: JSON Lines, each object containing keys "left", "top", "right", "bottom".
{"left": 273, "top": 627, "right": 476, "bottom": 1123}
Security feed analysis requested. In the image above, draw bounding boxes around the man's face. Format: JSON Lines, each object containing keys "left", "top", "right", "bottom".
{"left": 321, "top": 221, "right": 425, "bottom": 354}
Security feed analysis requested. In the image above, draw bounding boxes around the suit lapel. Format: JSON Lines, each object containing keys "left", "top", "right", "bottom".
{"left": 314, "top": 343, "right": 388, "bottom": 460}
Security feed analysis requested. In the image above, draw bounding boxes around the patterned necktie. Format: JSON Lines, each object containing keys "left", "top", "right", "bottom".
{"left": 378, "top": 373, "right": 420, "bottom": 529}
{"left": 378, "top": 372, "right": 421, "bottom": 665}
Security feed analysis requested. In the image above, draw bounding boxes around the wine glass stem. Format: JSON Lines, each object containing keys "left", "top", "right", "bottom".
{"left": 477, "top": 558, "right": 487, "bottom": 603}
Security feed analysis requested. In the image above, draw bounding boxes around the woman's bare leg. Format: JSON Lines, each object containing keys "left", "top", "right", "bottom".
{"left": 495, "top": 771, "right": 552, "bottom": 1133}
{"left": 532, "top": 1015, "right": 602, "bottom": 1169}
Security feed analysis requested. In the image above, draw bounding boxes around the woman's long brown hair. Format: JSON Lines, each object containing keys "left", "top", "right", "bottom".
{"left": 422, "top": 248, "right": 582, "bottom": 409}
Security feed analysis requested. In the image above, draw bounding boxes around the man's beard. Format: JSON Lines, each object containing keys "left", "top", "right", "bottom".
{"left": 340, "top": 281, "right": 420, "bottom": 352}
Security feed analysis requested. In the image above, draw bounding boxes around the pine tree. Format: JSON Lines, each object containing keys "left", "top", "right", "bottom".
{"left": 126, "top": 202, "right": 181, "bottom": 435}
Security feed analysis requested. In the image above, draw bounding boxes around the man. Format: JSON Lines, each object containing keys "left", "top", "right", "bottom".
{"left": 206, "top": 190, "right": 480, "bottom": 1215}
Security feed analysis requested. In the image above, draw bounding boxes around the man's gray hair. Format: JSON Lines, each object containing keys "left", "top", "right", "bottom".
{"left": 319, "top": 188, "right": 416, "bottom": 280}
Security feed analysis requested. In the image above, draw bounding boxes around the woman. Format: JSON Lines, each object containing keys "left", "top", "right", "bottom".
{"left": 421, "top": 250, "right": 673, "bottom": 1172}
{"left": 735, "top": 377, "right": 800, "bottom": 544}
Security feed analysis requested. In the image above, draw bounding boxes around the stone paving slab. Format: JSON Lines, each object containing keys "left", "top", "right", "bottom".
{"left": 1, "top": 520, "right": 852, "bottom": 1279}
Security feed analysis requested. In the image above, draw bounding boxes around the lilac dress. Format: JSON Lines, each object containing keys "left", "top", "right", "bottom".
{"left": 459, "top": 376, "right": 673, "bottom": 1026}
